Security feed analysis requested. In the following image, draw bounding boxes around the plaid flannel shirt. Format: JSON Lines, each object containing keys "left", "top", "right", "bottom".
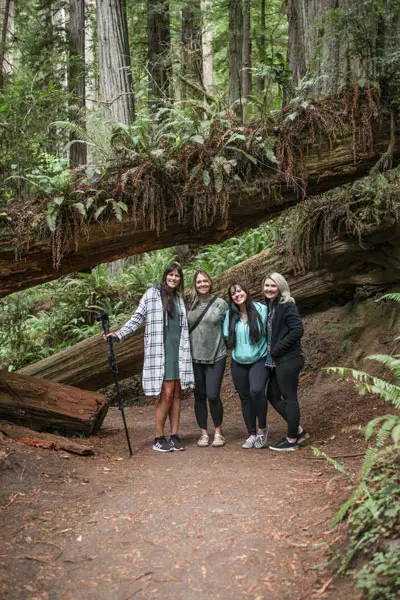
{"left": 115, "top": 286, "right": 194, "bottom": 396}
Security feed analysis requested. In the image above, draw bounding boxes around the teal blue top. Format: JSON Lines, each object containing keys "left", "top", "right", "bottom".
{"left": 223, "top": 301, "right": 268, "bottom": 364}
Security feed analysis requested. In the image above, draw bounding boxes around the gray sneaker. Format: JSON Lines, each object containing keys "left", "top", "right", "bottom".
{"left": 242, "top": 434, "right": 257, "bottom": 449}
{"left": 254, "top": 426, "right": 269, "bottom": 449}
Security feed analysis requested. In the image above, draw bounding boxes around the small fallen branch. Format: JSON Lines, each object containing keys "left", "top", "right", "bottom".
{"left": 0, "top": 420, "right": 94, "bottom": 455}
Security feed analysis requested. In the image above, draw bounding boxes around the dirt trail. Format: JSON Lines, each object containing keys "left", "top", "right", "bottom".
{"left": 0, "top": 367, "right": 373, "bottom": 600}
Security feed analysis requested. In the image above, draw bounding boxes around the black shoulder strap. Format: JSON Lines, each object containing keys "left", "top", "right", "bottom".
{"left": 189, "top": 296, "right": 217, "bottom": 334}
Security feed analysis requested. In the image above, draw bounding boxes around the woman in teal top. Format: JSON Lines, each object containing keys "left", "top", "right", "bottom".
{"left": 223, "top": 283, "right": 269, "bottom": 449}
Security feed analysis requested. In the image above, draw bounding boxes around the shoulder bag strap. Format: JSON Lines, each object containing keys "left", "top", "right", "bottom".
{"left": 189, "top": 296, "right": 217, "bottom": 334}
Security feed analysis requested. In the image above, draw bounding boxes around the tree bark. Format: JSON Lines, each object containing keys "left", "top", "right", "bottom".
{"left": 19, "top": 223, "right": 400, "bottom": 390}
{"left": 201, "top": 0, "right": 213, "bottom": 91}
{"left": 147, "top": 0, "right": 171, "bottom": 109}
{"left": 0, "top": 0, "right": 12, "bottom": 89}
{"left": 228, "top": 0, "right": 243, "bottom": 108}
{"left": 286, "top": 0, "right": 400, "bottom": 97}
{"left": 96, "top": 0, "right": 134, "bottom": 124}
{"left": 1, "top": 109, "right": 399, "bottom": 298}
{"left": 241, "top": 0, "right": 252, "bottom": 103}
{"left": 68, "top": 0, "right": 87, "bottom": 166}
{"left": 181, "top": 0, "right": 203, "bottom": 100}
{"left": 0, "top": 420, "right": 94, "bottom": 454}
{"left": 0, "top": 369, "right": 108, "bottom": 434}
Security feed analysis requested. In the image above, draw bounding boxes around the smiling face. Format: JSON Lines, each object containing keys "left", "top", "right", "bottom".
{"left": 230, "top": 284, "right": 247, "bottom": 306}
{"left": 263, "top": 278, "right": 280, "bottom": 301}
{"left": 165, "top": 268, "right": 181, "bottom": 290}
{"left": 195, "top": 272, "right": 212, "bottom": 296}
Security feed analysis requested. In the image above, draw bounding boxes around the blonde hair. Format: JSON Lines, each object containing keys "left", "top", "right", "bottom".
{"left": 262, "top": 272, "right": 295, "bottom": 304}
{"left": 189, "top": 269, "right": 213, "bottom": 310}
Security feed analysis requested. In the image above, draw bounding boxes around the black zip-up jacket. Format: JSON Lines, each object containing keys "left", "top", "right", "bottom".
{"left": 267, "top": 300, "right": 304, "bottom": 362}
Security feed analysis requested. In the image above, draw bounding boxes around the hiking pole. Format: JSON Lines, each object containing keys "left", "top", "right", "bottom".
{"left": 96, "top": 313, "right": 133, "bottom": 456}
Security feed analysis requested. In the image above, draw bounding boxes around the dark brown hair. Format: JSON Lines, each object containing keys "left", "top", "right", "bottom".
{"left": 160, "top": 262, "right": 184, "bottom": 316}
{"left": 227, "top": 283, "right": 264, "bottom": 348}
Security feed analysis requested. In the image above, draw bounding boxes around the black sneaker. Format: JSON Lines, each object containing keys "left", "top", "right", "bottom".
{"left": 169, "top": 434, "right": 185, "bottom": 451}
{"left": 269, "top": 437, "right": 299, "bottom": 452}
{"left": 297, "top": 430, "right": 310, "bottom": 445}
{"left": 152, "top": 436, "right": 172, "bottom": 452}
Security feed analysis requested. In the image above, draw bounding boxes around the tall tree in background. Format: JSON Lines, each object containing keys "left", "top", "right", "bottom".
{"left": 201, "top": 0, "right": 213, "bottom": 92}
{"left": 68, "top": 0, "right": 86, "bottom": 166}
{"left": 286, "top": 0, "right": 400, "bottom": 98}
{"left": 241, "top": 0, "right": 251, "bottom": 102}
{"left": 228, "top": 0, "right": 243, "bottom": 108}
{"left": 147, "top": 0, "right": 171, "bottom": 109}
{"left": 180, "top": 0, "right": 203, "bottom": 99}
{"left": 96, "top": 0, "right": 134, "bottom": 124}
{"left": 0, "top": 0, "right": 13, "bottom": 89}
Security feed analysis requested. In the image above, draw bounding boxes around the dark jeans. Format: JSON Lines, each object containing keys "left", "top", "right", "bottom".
{"left": 193, "top": 358, "right": 226, "bottom": 430}
{"left": 267, "top": 355, "right": 304, "bottom": 438}
{"left": 231, "top": 358, "right": 268, "bottom": 435}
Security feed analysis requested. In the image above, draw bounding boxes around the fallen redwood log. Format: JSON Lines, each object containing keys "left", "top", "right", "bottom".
{"left": 0, "top": 420, "right": 94, "bottom": 455}
{"left": 20, "top": 223, "right": 400, "bottom": 390}
{"left": 0, "top": 369, "right": 108, "bottom": 435}
{"left": 1, "top": 99, "right": 400, "bottom": 298}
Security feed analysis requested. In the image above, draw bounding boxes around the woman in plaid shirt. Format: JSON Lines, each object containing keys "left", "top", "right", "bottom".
{"left": 108, "top": 263, "right": 194, "bottom": 453}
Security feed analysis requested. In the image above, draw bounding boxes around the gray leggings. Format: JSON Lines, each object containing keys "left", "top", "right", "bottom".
{"left": 193, "top": 358, "right": 226, "bottom": 430}
{"left": 231, "top": 358, "right": 268, "bottom": 435}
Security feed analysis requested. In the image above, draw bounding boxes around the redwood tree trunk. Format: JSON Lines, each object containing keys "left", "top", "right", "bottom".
{"left": 0, "top": 0, "right": 12, "bottom": 90}
{"left": 228, "top": 0, "right": 243, "bottom": 108}
{"left": 147, "top": 0, "right": 172, "bottom": 109}
{"left": 96, "top": 0, "right": 134, "bottom": 123}
{"left": 68, "top": 0, "right": 87, "bottom": 166}
{"left": 286, "top": 0, "right": 400, "bottom": 97}
{"left": 201, "top": 0, "right": 213, "bottom": 91}
{"left": 241, "top": 0, "right": 252, "bottom": 103}
{"left": 181, "top": 0, "right": 203, "bottom": 99}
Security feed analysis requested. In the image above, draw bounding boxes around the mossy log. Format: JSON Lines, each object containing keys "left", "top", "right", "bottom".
{"left": 19, "top": 224, "right": 400, "bottom": 390}
{"left": 1, "top": 111, "right": 400, "bottom": 298}
{"left": 0, "top": 369, "right": 108, "bottom": 434}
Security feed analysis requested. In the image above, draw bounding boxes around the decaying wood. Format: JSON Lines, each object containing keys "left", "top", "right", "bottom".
{"left": 20, "top": 224, "right": 400, "bottom": 390}
{"left": 0, "top": 420, "right": 94, "bottom": 455}
{"left": 0, "top": 369, "right": 108, "bottom": 434}
{"left": 1, "top": 113, "right": 400, "bottom": 298}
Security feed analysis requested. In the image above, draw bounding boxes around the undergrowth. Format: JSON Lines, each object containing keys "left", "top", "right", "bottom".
{"left": 317, "top": 293, "right": 400, "bottom": 600}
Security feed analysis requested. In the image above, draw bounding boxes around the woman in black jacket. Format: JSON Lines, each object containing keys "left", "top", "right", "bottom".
{"left": 263, "top": 272, "right": 309, "bottom": 451}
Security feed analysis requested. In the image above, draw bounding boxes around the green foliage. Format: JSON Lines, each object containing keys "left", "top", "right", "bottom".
{"left": 357, "top": 548, "right": 400, "bottom": 600}
{"left": 319, "top": 293, "right": 400, "bottom": 599}
{"left": 189, "top": 221, "right": 278, "bottom": 277}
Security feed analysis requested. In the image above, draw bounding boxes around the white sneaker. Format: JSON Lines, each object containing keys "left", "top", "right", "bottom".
{"left": 211, "top": 433, "right": 226, "bottom": 447}
{"left": 197, "top": 433, "right": 209, "bottom": 447}
{"left": 254, "top": 425, "right": 269, "bottom": 449}
{"left": 242, "top": 434, "right": 256, "bottom": 449}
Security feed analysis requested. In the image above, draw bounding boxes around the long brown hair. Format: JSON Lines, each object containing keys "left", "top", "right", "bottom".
{"left": 227, "top": 283, "right": 264, "bottom": 348}
{"left": 189, "top": 269, "right": 213, "bottom": 310}
{"left": 160, "top": 262, "right": 184, "bottom": 316}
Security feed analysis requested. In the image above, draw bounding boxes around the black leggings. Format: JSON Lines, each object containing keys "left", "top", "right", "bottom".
{"left": 267, "top": 355, "right": 304, "bottom": 438}
{"left": 231, "top": 358, "right": 268, "bottom": 435}
{"left": 193, "top": 358, "right": 226, "bottom": 430}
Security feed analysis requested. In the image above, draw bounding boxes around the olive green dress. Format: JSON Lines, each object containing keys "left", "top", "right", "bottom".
{"left": 163, "top": 298, "right": 181, "bottom": 380}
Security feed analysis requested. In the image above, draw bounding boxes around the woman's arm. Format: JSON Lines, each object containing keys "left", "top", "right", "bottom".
{"left": 271, "top": 304, "right": 303, "bottom": 358}
{"left": 114, "top": 292, "right": 148, "bottom": 341}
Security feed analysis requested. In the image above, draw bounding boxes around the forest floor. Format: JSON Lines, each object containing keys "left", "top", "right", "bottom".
{"left": 0, "top": 304, "right": 395, "bottom": 600}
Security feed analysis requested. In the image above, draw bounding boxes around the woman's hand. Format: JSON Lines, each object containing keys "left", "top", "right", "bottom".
{"left": 103, "top": 332, "right": 117, "bottom": 341}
